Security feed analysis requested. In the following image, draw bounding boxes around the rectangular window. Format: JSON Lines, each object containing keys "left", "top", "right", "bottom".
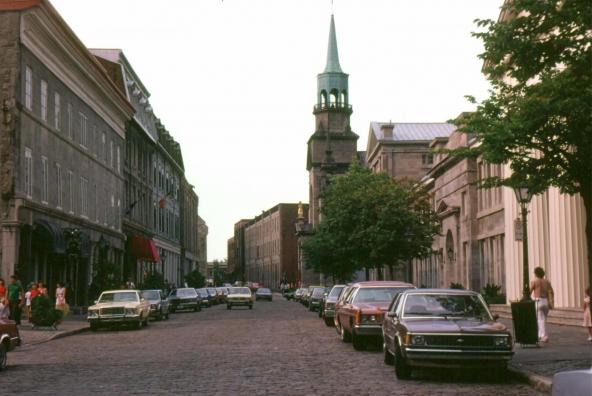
{"left": 102, "top": 132, "right": 107, "bottom": 162}
{"left": 79, "top": 113, "right": 87, "bottom": 148}
{"left": 461, "top": 191, "right": 466, "bottom": 217}
{"left": 25, "top": 66, "right": 33, "bottom": 110}
{"left": 24, "top": 147, "right": 33, "bottom": 198}
{"left": 92, "top": 126, "right": 97, "bottom": 157}
{"left": 67, "top": 103, "right": 73, "bottom": 139}
{"left": 80, "top": 177, "right": 88, "bottom": 217}
{"left": 41, "top": 156, "right": 48, "bottom": 203}
{"left": 110, "top": 141, "right": 114, "bottom": 168}
{"left": 67, "top": 170, "right": 74, "bottom": 213}
{"left": 40, "top": 80, "right": 48, "bottom": 121}
{"left": 54, "top": 93, "right": 61, "bottom": 130}
{"left": 116, "top": 145, "right": 121, "bottom": 174}
{"left": 56, "top": 163, "right": 63, "bottom": 208}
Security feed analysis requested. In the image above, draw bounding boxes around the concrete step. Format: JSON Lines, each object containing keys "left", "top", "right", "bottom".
{"left": 490, "top": 304, "right": 583, "bottom": 327}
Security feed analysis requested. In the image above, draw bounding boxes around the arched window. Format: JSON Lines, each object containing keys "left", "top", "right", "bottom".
{"left": 446, "top": 230, "right": 455, "bottom": 264}
{"left": 340, "top": 90, "right": 348, "bottom": 105}
{"left": 329, "top": 89, "right": 339, "bottom": 106}
{"left": 320, "top": 90, "right": 327, "bottom": 107}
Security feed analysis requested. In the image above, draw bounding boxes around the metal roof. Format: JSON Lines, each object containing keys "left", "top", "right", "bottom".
{"left": 371, "top": 122, "right": 456, "bottom": 142}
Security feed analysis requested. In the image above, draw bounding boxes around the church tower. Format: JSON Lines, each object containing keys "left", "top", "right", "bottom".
{"left": 307, "top": 15, "right": 359, "bottom": 227}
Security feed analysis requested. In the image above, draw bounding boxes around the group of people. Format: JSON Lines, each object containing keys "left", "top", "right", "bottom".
{"left": 0, "top": 275, "right": 68, "bottom": 325}
{"left": 530, "top": 266, "right": 592, "bottom": 343}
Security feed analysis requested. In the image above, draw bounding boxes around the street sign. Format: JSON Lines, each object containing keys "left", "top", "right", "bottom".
{"left": 514, "top": 218, "right": 523, "bottom": 241}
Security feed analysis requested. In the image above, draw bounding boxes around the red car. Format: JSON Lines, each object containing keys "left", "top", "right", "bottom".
{"left": 0, "top": 318, "right": 21, "bottom": 371}
{"left": 335, "top": 281, "right": 415, "bottom": 350}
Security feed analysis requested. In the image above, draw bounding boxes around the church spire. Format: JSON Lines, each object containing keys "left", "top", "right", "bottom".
{"left": 324, "top": 14, "right": 343, "bottom": 73}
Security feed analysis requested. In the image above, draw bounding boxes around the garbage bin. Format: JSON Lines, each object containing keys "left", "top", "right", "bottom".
{"left": 511, "top": 300, "right": 538, "bottom": 346}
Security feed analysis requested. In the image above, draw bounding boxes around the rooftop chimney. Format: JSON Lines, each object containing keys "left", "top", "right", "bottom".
{"left": 381, "top": 123, "right": 394, "bottom": 139}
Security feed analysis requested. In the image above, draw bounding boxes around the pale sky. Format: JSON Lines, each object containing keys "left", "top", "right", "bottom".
{"left": 50, "top": 0, "right": 502, "bottom": 261}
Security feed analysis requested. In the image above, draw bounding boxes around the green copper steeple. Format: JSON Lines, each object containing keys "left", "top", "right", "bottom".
{"left": 324, "top": 14, "right": 343, "bottom": 73}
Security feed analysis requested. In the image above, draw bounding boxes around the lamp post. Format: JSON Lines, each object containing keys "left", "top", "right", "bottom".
{"left": 513, "top": 184, "right": 533, "bottom": 302}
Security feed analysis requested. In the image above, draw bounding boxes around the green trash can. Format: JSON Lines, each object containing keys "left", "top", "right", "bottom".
{"left": 511, "top": 300, "right": 538, "bottom": 346}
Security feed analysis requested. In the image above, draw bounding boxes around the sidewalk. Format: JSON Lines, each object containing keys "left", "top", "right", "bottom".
{"left": 17, "top": 314, "right": 89, "bottom": 346}
{"left": 501, "top": 318, "right": 592, "bottom": 392}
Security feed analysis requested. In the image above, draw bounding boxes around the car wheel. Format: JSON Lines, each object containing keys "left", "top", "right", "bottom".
{"left": 133, "top": 319, "right": 142, "bottom": 330}
{"left": 90, "top": 322, "right": 100, "bottom": 332}
{"left": 383, "top": 342, "right": 395, "bottom": 366}
{"left": 194, "top": 306, "right": 198, "bottom": 312}
{"left": 340, "top": 324, "right": 351, "bottom": 343}
{"left": 158, "top": 310, "right": 163, "bottom": 321}
{"left": 170, "top": 307, "right": 176, "bottom": 314}
{"left": 394, "top": 343, "right": 411, "bottom": 380}
{"left": 352, "top": 332, "right": 365, "bottom": 351}
{"left": 318, "top": 309, "right": 323, "bottom": 318}
{"left": 227, "top": 305, "right": 231, "bottom": 310}
{"left": 0, "top": 343, "right": 8, "bottom": 371}
{"left": 324, "top": 317, "right": 334, "bottom": 327}
{"left": 143, "top": 316, "right": 149, "bottom": 327}
{"left": 249, "top": 304, "right": 253, "bottom": 310}
{"left": 165, "top": 311, "right": 170, "bottom": 320}
{"left": 493, "top": 362, "right": 508, "bottom": 382}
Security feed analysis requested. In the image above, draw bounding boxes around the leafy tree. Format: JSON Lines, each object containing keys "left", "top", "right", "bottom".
{"left": 141, "top": 271, "right": 166, "bottom": 290}
{"left": 450, "top": 0, "right": 592, "bottom": 291}
{"left": 89, "top": 261, "right": 121, "bottom": 300}
{"left": 185, "top": 269, "right": 206, "bottom": 289}
{"left": 303, "top": 162, "right": 439, "bottom": 281}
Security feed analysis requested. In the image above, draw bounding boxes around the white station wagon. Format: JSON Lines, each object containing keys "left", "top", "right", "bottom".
{"left": 87, "top": 290, "right": 151, "bottom": 331}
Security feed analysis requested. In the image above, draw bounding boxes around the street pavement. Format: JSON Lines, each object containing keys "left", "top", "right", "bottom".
{"left": 2, "top": 295, "right": 543, "bottom": 395}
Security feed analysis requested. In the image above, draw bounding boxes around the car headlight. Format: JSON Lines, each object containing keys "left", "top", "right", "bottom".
{"left": 360, "top": 313, "right": 382, "bottom": 324}
{"left": 125, "top": 308, "right": 138, "bottom": 315}
{"left": 411, "top": 335, "right": 426, "bottom": 346}
{"left": 87, "top": 310, "right": 98, "bottom": 318}
{"left": 494, "top": 336, "right": 510, "bottom": 347}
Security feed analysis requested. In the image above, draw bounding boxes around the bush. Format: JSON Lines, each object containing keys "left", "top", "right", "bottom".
{"left": 184, "top": 270, "right": 206, "bottom": 289}
{"left": 31, "top": 294, "right": 63, "bottom": 326}
{"left": 482, "top": 283, "right": 506, "bottom": 305}
{"left": 449, "top": 282, "right": 464, "bottom": 290}
{"left": 141, "top": 271, "right": 167, "bottom": 290}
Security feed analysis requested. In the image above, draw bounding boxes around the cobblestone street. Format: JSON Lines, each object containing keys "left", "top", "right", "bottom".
{"left": 3, "top": 296, "right": 542, "bottom": 395}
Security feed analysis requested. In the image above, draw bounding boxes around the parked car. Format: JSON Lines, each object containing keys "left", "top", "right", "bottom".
{"left": 320, "top": 284, "right": 345, "bottom": 326}
{"left": 333, "top": 285, "right": 354, "bottom": 327}
{"left": 168, "top": 288, "right": 201, "bottom": 313}
{"left": 227, "top": 287, "right": 253, "bottom": 310}
{"left": 142, "top": 289, "right": 170, "bottom": 320}
{"left": 0, "top": 318, "right": 21, "bottom": 371}
{"left": 216, "top": 287, "right": 229, "bottom": 303}
{"left": 308, "top": 287, "right": 326, "bottom": 312}
{"left": 335, "top": 281, "right": 414, "bottom": 350}
{"left": 382, "top": 289, "right": 514, "bottom": 380}
{"left": 87, "top": 290, "right": 151, "bottom": 331}
{"left": 283, "top": 289, "right": 295, "bottom": 300}
{"left": 552, "top": 368, "right": 592, "bottom": 396}
{"left": 294, "top": 288, "right": 306, "bottom": 302}
{"left": 207, "top": 288, "right": 220, "bottom": 304}
{"left": 255, "top": 288, "right": 273, "bottom": 301}
{"left": 196, "top": 288, "right": 212, "bottom": 307}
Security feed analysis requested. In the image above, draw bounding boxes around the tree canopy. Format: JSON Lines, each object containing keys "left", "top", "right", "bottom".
{"left": 301, "top": 162, "right": 439, "bottom": 282}
{"left": 451, "top": 0, "right": 592, "bottom": 283}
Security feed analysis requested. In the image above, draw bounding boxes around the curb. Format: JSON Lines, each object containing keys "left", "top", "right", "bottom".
{"left": 25, "top": 325, "right": 90, "bottom": 346}
{"left": 509, "top": 366, "right": 553, "bottom": 393}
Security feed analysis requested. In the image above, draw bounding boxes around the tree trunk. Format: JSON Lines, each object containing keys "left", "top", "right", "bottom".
{"left": 581, "top": 187, "right": 592, "bottom": 317}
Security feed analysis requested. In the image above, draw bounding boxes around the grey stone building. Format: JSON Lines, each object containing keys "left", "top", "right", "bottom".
{"left": 180, "top": 176, "right": 199, "bottom": 277}
{"left": 0, "top": 1, "right": 134, "bottom": 306}
{"left": 197, "top": 216, "right": 208, "bottom": 276}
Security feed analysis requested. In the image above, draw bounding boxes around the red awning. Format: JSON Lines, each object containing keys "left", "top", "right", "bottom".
{"left": 130, "top": 235, "right": 160, "bottom": 262}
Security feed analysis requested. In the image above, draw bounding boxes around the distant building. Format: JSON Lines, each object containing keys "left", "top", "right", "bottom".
{"left": 227, "top": 237, "right": 236, "bottom": 275}
{"left": 244, "top": 203, "right": 307, "bottom": 289}
{"left": 232, "top": 219, "right": 250, "bottom": 281}
{"left": 197, "top": 216, "right": 208, "bottom": 276}
{"left": 0, "top": 1, "right": 134, "bottom": 306}
{"left": 180, "top": 177, "right": 199, "bottom": 277}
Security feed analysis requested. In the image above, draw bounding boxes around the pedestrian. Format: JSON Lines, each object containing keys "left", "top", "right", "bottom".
{"left": 0, "top": 297, "right": 9, "bottom": 319}
{"left": 583, "top": 287, "right": 592, "bottom": 342}
{"left": 530, "top": 267, "right": 553, "bottom": 343}
{"left": 55, "top": 282, "right": 69, "bottom": 322}
{"left": 37, "top": 281, "right": 48, "bottom": 295}
{"left": 26, "top": 283, "right": 41, "bottom": 322}
{"left": 0, "top": 278, "right": 7, "bottom": 300}
{"left": 7, "top": 275, "right": 24, "bottom": 325}
{"left": 125, "top": 278, "right": 136, "bottom": 290}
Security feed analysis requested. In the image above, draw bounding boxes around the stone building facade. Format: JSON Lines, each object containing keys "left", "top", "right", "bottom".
{"left": 244, "top": 204, "right": 306, "bottom": 289}
{"left": 180, "top": 176, "right": 199, "bottom": 277}
{"left": 197, "top": 216, "right": 208, "bottom": 276}
{"left": 0, "top": 0, "right": 134, "bottom": 306}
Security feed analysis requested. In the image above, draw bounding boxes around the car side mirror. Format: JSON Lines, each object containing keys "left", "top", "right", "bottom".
{"left": 386, "top": 311, "right": 397, "bottom": 318}
{"left": 94, "top": 300, "right": 98, "bottom": 304}
{"left": 493, "top": 314, "right": 499, "bottom": 321}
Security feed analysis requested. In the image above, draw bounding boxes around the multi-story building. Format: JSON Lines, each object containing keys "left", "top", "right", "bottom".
{"left": 0, "top": 0, "right": 134, "bottom": 306}
{"left": 90, "top": 49, "right": 161, "bottom": 285}
{"left": 245, "top": 203, "right": 307, "bottom": 289}
{"left": 231, "top": 219, "right": 250, "bottom": 281}
{"left": 227, "top": 237, "right": 236, "bottom": 275}
{"left": 180, "top": 177, "right": 199, "bottom": 277}
{"left": 197, "top": 216, "right": 208, "bottom": 276}
{"left": 412, "top": 127, "right": 505, "bottom": 293}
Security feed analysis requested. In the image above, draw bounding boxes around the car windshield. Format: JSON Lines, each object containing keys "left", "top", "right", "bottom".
{"left": 196, "top": 289, "right": 208, "bottom": 296}
{"left": 312, "top": 288, "right": 325, "bottom": 297}
{"left": 98, "top": 292, "right": 138, "bottom": 303}
{"left": 229, "top": 287, "right": 250, "bottom": 295}
{"left": 353, "top": 287, "right": 411, "bottom": 303}
{"left": 403, "top": 294, "right": 491, "bottom": 319}
{"left": 329, "top": 286, "right": 344, "bottom": 298}
{"left": 142, "top": 291, "right": 160, "bottom": 300}
{"left": 257, "top": 288, "right": 271, "bottom": 294}
{"left": 207, "top": 288, "right": 217, "bottom": 293}
{"left": 177, "top": 289, "right": 197, "bottom": 297}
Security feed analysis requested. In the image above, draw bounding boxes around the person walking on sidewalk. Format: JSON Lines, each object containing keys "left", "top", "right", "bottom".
{"left": 7, "top": 275, "right": 24, "bottom": 325}
{"left": 55, "top": 282, "right": 69, "bottom": 323}
{"left": 530, "top": 267, "right": 553, "bottom": 343}
{"left": 583, "top": 287, "right": 592, "bottom": 342}
{"left": 0, "top": 278, "right": 7, "bottom": 300}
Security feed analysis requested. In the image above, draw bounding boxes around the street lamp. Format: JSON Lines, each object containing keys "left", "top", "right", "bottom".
{"left": 514, "top": 184, "right": 533, "bottom": 302}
